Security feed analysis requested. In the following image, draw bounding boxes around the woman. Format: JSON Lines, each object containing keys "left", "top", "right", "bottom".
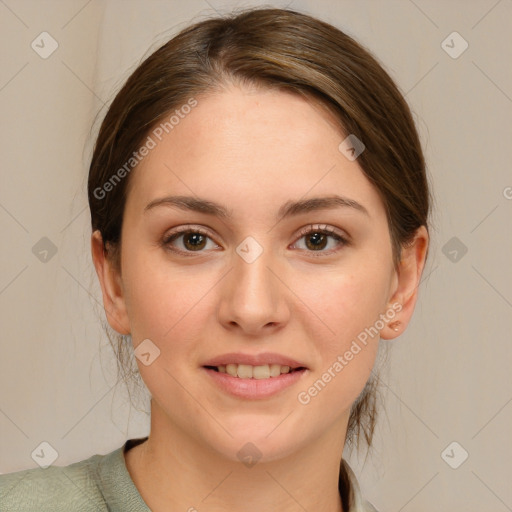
{"left": 0, "top": 7, "right": 430, "bottom": 511}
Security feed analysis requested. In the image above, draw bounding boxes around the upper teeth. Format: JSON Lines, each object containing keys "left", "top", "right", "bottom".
{"left": 217, "top": 364, "right": 293, "bottom": 379}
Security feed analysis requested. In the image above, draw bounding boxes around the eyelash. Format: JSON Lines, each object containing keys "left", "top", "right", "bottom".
{"left": 162, "top": 224, "right": 349, "bottom": 258}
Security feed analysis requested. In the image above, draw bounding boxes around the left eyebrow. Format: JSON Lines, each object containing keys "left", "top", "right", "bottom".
{"left": 143, "top": 194, "right": 370, "bottom": 219}
{"left": 278, "top": 195, "right": 369, "bottom": 219}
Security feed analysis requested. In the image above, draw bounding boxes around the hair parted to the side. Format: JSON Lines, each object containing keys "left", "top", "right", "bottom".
{"left": 88, "top": 7, "right": 431, "bottom": 453}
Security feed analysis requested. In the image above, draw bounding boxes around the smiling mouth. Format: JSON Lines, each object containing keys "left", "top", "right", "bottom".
{"left": 204, "top": 363, "right": 307, "bottom": 379}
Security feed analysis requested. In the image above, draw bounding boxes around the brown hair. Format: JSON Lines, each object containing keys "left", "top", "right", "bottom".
{"left": 88, "top": 7, "right": 431, "bottom": 451}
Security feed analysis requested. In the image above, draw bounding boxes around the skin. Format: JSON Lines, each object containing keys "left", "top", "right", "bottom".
{"left": 92, "top": 84, "right": 428, "bottom": 512}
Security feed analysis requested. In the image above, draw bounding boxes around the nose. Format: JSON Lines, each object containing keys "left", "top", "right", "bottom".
{"left": 217, "top": 242, "right": 290, "bottom": 336}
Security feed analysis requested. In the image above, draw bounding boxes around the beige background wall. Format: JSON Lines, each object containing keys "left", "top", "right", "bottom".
{"left": 1, "top": 0, "right": 511, "bottom": 510}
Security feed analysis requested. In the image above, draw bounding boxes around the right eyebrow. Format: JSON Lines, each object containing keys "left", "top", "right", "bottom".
{"left": 144, "top": 195, "right": 232, "bottom": 219}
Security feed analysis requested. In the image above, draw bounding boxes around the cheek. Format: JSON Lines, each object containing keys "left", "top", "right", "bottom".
{"left": 292, "top": 263, "right": 389, "bottom": 409}
{"left": 296, "top": 261, "right": 391, "bottom": 346}
{"left": 121, "top": 242, "right": 208, "bottom": 340}
{"left": 121, "top": 255, "right": 211, "bottom": 403}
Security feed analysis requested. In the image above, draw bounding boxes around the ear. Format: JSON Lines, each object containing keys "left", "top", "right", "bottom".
{"left": 380, "top": 225, "right": 429, "bottom": 340}
{"left": 91, "top": 230, "right": 131, "bottom": 335}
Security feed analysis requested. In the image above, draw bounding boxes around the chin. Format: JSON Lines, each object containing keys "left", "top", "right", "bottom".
{"left": 196, "top": 414, "right": 311, "bottom": 465}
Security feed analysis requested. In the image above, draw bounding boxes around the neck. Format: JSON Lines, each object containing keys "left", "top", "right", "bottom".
{"left": 125, "top": 400, "right": 349, "bottom": 512}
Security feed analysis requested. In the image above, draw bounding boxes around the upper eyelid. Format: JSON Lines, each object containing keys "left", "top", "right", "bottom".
{"left": 164, "top": 224, "right": 215, "bottom": 240}
{"left": 296, "top": 224, "right": 346, "bottom": 237}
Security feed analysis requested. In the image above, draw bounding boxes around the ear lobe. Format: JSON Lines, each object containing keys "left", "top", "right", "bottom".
{"left": 380, "top": 225, "right": 429, "bottom": 340}
{"left": 91, "top": 230, "right": 131, "bottom": 335}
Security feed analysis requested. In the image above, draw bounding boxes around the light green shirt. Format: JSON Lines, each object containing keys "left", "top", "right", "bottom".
{"left": 0, "top": 437, "right": 378, "bottom": 511}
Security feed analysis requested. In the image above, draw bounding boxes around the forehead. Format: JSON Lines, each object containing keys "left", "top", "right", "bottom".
{"left": 125, "top": 85, "right": 384, "bottom": 219}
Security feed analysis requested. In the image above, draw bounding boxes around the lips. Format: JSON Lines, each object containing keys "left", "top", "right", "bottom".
{"left": 202, "top": 363, "right": 307, "bottom": 400}
{"left": 201, "top": 352, "right": 309, "bottom": 398}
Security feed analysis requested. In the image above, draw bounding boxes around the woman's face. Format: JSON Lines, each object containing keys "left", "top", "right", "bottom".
{"left": 105, "top": 85, "right": 407, "bottom": 461}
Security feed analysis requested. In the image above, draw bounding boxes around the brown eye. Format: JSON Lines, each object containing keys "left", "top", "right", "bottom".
{"left": 181, "top": 232, "right": 207, "bottom": 251}
{"left": 293, "top": 225, "right": 349, "bottom": 256}
{"left": 304, "top": 232, "right": 328, "bottom": 251}
{"left": 163, "top": 227, "right": 219, "bottom": 255}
